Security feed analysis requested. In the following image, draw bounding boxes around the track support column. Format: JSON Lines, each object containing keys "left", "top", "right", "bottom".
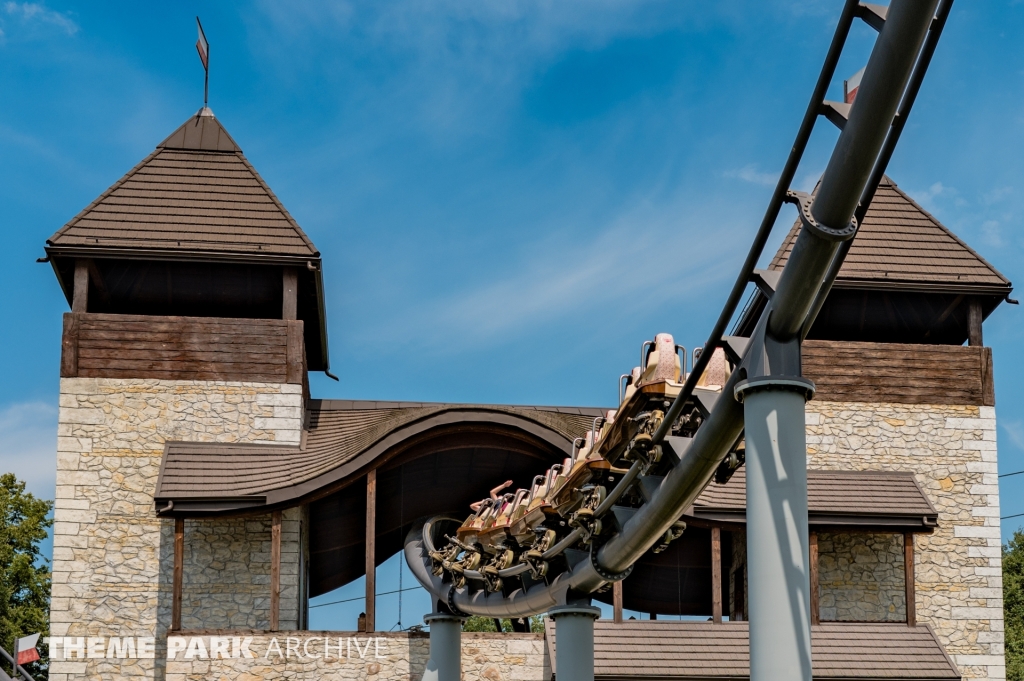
{"left": 422, "top": 613, "right": 464, "bottom": 681}
{"left": 550, "top": 605, "right": 601, "bottom": 681}
{"left": 735, "top": 377, "right": 815, "bottom": 681}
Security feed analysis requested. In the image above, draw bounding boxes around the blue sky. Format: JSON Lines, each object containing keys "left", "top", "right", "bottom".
{"left": 2, "top": 1, "right": 1023, "bottom": 628}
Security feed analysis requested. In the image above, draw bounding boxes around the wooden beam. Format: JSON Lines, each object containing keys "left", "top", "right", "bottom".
{"left": 270, "top": 511, "right": 282, "bottom": 632}
{"left": 60, "top": 313, "right": 80, "bottom": 378}
{"left": 285, "top": 320, "right": 305, "bottom": 385}
{"left": 283, "top": 268, "right": 298, "bottom": 321}
{"left": 809, "top": 531, "right": 820, "bottom": 625}
{"left": 904, "top": 532, "right": 916, "bottom": 626}
{"left": 981, "top": 347, "right": 995, "bottom": 407}
{"left": 711, "top": 527, "right": 722, "bottom": 624}
{"left": 72, "top": 260, "right": 89, "bottom": 313}
{"left": 172, "top": 518, "right": 183, "bottom": 632}
{"left": 733, "top": 569, "right": 745, "bottom": 621}
{"left": 613, "top": 581, "right": 623, "bottom": 623}
{"left": 968, "top": 298, "right": 983, "bottom": 347}
{"left": 365, "top": 469, "right": 377, "bottom": 633}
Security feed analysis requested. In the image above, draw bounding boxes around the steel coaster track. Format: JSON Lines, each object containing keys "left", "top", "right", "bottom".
{"left": 406, "top": 0, "right": 951, "bottom": 618}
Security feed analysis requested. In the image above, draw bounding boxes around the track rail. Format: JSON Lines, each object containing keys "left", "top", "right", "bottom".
{"left": 407, "top": 0, "right": 950, "bottom": 617}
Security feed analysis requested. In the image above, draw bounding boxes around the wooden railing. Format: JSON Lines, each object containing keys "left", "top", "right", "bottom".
{"left": 61, "top": 313, "right": 306, "bottom": 384}
{"left": 803, "top": 340, "right": 994, "bottom": 406}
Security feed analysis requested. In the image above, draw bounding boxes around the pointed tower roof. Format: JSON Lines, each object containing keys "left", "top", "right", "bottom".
{"left": 769, "top": 176, "right": 1010, "bottom": 294}
{"left": 46, "top": 108, "right": 319, "bottom": 262}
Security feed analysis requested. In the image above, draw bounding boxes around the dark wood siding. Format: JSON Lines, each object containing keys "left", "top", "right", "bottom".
{"left": 61, "top": 312, "right": 305, "bottom": 384}
{"left": 803, "top": 340, "right": 994, "bottom": 406}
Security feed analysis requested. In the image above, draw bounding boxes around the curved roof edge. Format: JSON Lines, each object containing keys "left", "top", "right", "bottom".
{"left": 155, "top": 405, "right": 592, "bottom": 517}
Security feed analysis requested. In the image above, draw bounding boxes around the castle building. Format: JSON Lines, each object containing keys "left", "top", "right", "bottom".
{"left": 46, "top": 111, "right": 1010, "bottom": 680}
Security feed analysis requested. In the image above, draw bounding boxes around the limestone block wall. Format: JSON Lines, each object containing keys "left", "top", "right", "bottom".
{"left": 181, "top": 508, "right": 303, "bottom": 631}
{"left": 806, "top": 402, "right": 1004, "bottom": 680}
{"left": 156, "top": 631, "right": 549, "bottom": 681}
{"left": 50, "top": 378, "right": 305, "bottom": 681}
{"left": 45, "top": 630, "right": 549, "bottom": 681}
{"left": 817, "top": 532, "right": 905, "bottom": 622}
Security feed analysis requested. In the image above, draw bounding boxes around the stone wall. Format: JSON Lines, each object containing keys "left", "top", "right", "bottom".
{"left": 50, "top": 378, "right": 305, "bottom": 681}
{"left": 48, "top": 631, "right": 550, "bottom": 681}
{"left": 806, "top": 402, "right": 1004, "bottom": 680}
{"left": 181, "top": 509, "right": 303, "bottom": 631}
{"left": 817, "top": 532, "right": 905, "bottom": 622}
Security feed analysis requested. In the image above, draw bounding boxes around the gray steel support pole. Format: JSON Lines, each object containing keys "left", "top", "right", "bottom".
{"left": 550, "top": 605, "right": 602, "bottom": 681}
{"left": 422, "top": 613, "right": 464, "bottom": 681}
{"left": 736, "top": 379, "right": 815, "bottom": 681}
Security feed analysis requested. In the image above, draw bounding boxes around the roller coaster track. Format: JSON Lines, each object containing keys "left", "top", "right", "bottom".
{"left": 406, "top": 0, "right": 952, "bottom": 620}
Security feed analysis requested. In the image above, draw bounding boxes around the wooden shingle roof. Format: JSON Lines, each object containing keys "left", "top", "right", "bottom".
{"left": 546, "top": 621, "right": 960, "bottom": 680}
{"left": 47, "top": 108, "right": 319, "bottom": 261}
{"left": 155, "top": 400, "right": 604, "bottom": 514}
{"left": 691, "top": 467, "right": 937, "bottom": 530}
{"left": 770, "top": 176, "right": 1010, "bottom": 294}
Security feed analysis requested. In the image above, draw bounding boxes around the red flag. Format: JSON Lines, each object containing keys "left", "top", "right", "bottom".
{"left": 844, "top": 66, "right": 865, "bottom": 104}
{"left": 196, "top": 17, "right": 209, "bottom": 71}
{"left": 16, "top": 633, "right": 40, "bottom": 665}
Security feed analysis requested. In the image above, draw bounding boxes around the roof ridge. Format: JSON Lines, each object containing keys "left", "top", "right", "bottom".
{"left": 234, "top": 152, "right": 319, "bottom": 257}
{"left": 886, "top": 179, "right": 1010, "bottom": 287}
{"left": 765, "top": 176, "right": 1011, "bottom": 290}
{"left": 47, "top": 111, "right": 320, "bottom": 260}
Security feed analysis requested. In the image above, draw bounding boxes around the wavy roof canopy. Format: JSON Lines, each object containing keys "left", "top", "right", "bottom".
{"left": 155, "top": 400, "right": 603, "bottom": 514}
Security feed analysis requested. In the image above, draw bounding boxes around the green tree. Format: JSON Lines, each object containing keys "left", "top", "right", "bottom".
{"left": 0, "top": 473, "right": 52, "bottom": 679}
{"left": 1008, "top": 529, "right": 1024, "bottom": 681}
{"left": 463, "top": 615, "right": 545, "bottom": 633}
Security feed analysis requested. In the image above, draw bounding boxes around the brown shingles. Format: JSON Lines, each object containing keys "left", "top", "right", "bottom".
{"left": 47, "top": 109, "right": 318, "bottom": 259}
{"left": 155, "top": 402, "right": 604, "bottom": 502}
{"left": 547, "top": 620, "right": 959, "bottom": 679}
{"left": 769, "top": 176, "right": 1009, "bottom": 291}
{"left": 694, "top": 467, "right": 936, "bottom": 519}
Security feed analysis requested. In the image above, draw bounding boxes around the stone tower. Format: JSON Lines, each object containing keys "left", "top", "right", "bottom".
{"left": 45, "top": 108, "right": 327, "bottom": 679}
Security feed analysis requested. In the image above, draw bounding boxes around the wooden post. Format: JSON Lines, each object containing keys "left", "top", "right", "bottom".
{"left": 613, "top": 581, "right": 623, "bottom": 623}
{"left": 711, "top": 527, "right": 722, "bottom": 623}
{"left": 904, "top": 532, "right": 916, "bottom": 626}
{"left": 172, "top": 518, "right": 183, "bottom": 632}
{"left": 285, "top": 320, "right": 305, "bottom": 385}
{"left": 283, "top": 268, "right": 298, "bottom": 321}
{"left": 270, "top": 511, "right": 282, "bottom": 632}
{"left": 365, "top": 469, "right": 377, "bottom": 633}
{"left": 60, "top": 313, "right": 80, "bottom": 378}
{"left": 809, "top": 531, "right": 820, "bottom": 625}
{"left": 981, "top": 347, "right": 995, "bottom": 408}
{"left": 733, "top": 569, "right": 745, "bottom": 621}
{"left": 968, "top": 298, "right": 983, "bottom": 346}
{"left": 72, "top": 260, "right": 89, "bottom": 313}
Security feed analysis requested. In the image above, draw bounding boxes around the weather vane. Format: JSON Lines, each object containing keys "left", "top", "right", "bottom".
{"left": 196, "top": 17, "right": 209, "bottom": 107}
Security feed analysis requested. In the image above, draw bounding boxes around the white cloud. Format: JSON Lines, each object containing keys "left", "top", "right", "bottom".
{"left": 981, "top": 219, "right": 1003, "bottom": 248}
{"left": 1002, "top": 420, "right": 1024, "bottom": 453}
{"left": 371, "top": 193, "right": 739, "bottom": 349}
{"left": 3, "top": 2, "right": 77, "bottom": 35}
{"left": 724, "top": 164, "right": 777, "bottom": 187}
{"left": 983, "top": 186, "right": 1013, "bottom": 205}
{"left": 0, "top": 401, "right": 57, "bottom": 499}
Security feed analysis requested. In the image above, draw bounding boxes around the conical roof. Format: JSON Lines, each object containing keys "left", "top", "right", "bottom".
{"left": 769, "top": 176, "right": 1010, "bottom": 294}
{"left": 47, "top": 108, "right": 319, "bottom": 261}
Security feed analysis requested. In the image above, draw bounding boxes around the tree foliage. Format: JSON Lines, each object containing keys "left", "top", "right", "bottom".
{"left": 0, "top": 473, "right": 52, "bottom": 678}
{"left": 1007, "top": 529, "right": 1024, "bottom": 681}
{"left": 463, "top": 615, "right": 545, "bottom": 633}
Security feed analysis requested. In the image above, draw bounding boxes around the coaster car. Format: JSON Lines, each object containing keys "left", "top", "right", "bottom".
{"left": 430, "top": 332, "right": 736, "bottom": 593}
